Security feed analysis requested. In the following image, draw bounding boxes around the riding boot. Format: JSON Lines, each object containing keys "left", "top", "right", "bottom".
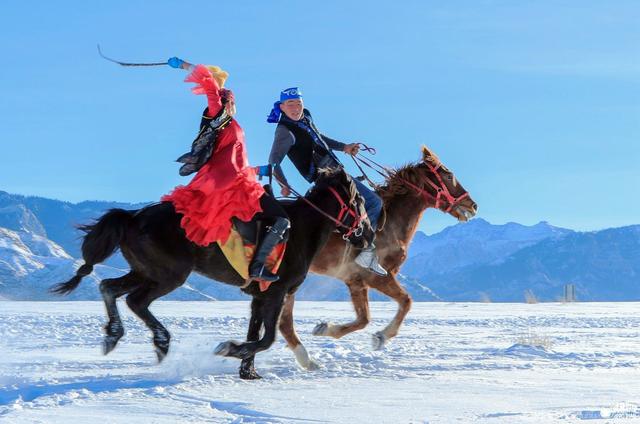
{"left": 355, "top": 245, "right": 388, "bottom": 276}
{"left": 248, "top": 217, "right": 290, "bottom": 282}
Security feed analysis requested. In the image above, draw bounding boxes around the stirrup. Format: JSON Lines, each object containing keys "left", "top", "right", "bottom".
{"left": 249, "top": 264, "right": 279, "bottom": 283}
{"left": 367, "top": 260, "right": 388, "bottom": 276}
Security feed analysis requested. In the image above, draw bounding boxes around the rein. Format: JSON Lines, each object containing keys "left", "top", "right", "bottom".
{"left": 287, "top": 184, "right": 364, "bottom": 240}
{"left": 353, "top": 144, "right": 469, "bottom": 212}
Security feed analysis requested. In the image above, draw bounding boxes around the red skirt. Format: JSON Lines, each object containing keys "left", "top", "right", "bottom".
{"left": 162, "top": 160, "right": 264, "bottom": 247}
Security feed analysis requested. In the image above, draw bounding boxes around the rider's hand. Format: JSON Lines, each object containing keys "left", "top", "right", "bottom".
{"left": 280, "top": 186, "right": 291, "bottom": 197}
{"left": 167, "top": 57, "right": 185, "bottom": 69}
{"left": 343, "top": 143, "right": 360, "bottom": 156}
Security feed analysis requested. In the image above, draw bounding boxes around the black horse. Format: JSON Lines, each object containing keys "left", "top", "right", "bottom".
{"left": 51, "top": 169, "right": 370, "bottom": 379}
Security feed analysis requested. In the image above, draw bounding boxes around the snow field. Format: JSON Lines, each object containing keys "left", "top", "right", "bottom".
{"left": 1, "top": 301, "right": 639, "bottom": 423}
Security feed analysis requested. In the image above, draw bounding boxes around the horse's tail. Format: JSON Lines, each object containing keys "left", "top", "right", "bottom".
{"left": 50, "top": 209, "right": 134, "bottom": 296}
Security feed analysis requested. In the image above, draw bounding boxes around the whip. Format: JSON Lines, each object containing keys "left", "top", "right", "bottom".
{"left": 97, "top": 44, "right": 167, "bottom": 67}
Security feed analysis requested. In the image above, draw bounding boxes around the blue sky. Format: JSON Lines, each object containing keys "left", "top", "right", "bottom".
{"left": 1, "top": 1, "right": 638, "bottom": 234}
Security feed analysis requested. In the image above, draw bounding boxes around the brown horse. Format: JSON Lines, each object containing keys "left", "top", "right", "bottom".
{"left": 251, "top": 145, "right": 478, "bottom": 370}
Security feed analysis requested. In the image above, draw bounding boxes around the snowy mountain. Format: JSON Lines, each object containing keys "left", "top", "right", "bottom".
{"left": 0, "top": 203, "right": 47, "bottom": 236}
{"left": 0, "top": 226, "right": 106, "bottom": 300}
{"left": 402, "top": 218, "right": 572, "bottom": 279}
{"left": 0, "top": 190, "right": 148, "bottom": 259}
{"left": 421, "top": 225, "right": 640, "bottom": 302}
{"left": 0, "top": 227, "right": 217, "bottom": 301}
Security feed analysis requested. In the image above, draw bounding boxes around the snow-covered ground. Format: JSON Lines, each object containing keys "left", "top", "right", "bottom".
{"left": 1, "top": 301, "right": 639, "bottom": 423}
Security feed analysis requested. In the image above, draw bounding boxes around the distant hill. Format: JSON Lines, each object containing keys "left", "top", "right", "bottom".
{"left": 0, "top": 227, "right": 217, "bottom": 301}
{"left": 0, "top": 191, "right": 149, "bottom": 259}
{"left": 0, "top": 190, "right": 638, "bottom": 301}
{"left": 421, "top": 225, "right": 640, "bottom": 302}
{"left": 403, "top": 218, "right": 572, "bottom": 279}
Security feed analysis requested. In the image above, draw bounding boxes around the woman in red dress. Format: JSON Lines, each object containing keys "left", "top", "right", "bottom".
{"left": 162, "top": 58, "right": 289, "bottom": 282}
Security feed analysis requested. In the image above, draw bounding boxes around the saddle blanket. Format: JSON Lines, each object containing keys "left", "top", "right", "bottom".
{"left": 219, "top": 227, "right": 286, "bottom": 292}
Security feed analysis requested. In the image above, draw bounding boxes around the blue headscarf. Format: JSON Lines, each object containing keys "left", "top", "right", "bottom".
{"left": 267, "top": 87, "right": 303, "bottom": 123}
{"left": 267, "top": 101, "right": 282, "bottom": 123}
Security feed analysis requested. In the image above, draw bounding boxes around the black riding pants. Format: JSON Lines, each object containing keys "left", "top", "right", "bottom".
{"left": 252, "top": 193, "right": 288, "bottom": 223}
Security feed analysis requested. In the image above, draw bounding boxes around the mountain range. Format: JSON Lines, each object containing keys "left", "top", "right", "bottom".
{"left": 0, "top": 190, "right": 638, "bottom": 302}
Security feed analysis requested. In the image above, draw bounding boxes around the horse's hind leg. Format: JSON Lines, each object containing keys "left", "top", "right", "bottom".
{"left": 278, "top": 293, "right": 319, "bottom": 370}
{"left": 100, "top": 272, "right": 141, "bottom": 355}
{"left": 312, "top": 277, "right": 371, "bottom": 339}
{"left": 366, "top": 275, "right": 412, "bottom": 350}
{"left": 239, "top": 297, "right": 264, "bottom": 380}
{"left": 125, "top": 283, "right": 180, "bottom": 362}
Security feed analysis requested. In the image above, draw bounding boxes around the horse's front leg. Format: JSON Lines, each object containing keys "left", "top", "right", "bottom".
{"left": 215, "top": 290, "right": 286, "bottom": 361}
{"left": 312, "top": 277, "right": 371, "bottom": 339}
{"left": 278, "top": 293, "right": 319, "bottom": 370}
{"left": 239, "top": 297, "right": 264, "bottom": 380}
{"left": 366, "top": 274, "right": 412, "bottom": 350}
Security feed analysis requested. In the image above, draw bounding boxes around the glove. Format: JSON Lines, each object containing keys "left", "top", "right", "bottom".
{"left": 255, "top": 165, "right": 272, "bottom": 178}
{"left": 167, "top": 57, "right": 185, "bottom": 69}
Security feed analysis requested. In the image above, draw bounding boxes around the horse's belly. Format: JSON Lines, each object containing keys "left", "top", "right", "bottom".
{"left": 193, "top": 245, "right": 246, "bottom": 287}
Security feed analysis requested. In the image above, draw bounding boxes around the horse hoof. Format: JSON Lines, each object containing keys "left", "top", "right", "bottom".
{"left": 214, "top": 341, "right": 234, "bottom": 356}
{"left": 103, "top": 336, "right": 121, "bottom": 355}
{"left": 306, "top": 360, "right": 321, "bottom": 371}
{"left": 155, "top": 346, "right": 168, "bottom": 363}
{"left": 312, "top": 322, "right": 329, "bottom": 336}
{"left": 239, "top": 368, "right": 262, "bottom": 380}
{"left": 372, "top": 331, "right": 387, "bottom": 350}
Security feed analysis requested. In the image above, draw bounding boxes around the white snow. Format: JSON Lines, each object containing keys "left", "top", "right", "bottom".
{"left": 1, "top": 301, "right": 639, "bottom": 423}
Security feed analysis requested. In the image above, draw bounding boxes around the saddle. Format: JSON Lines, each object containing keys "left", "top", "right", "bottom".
{"left": 218, "top": 185, "right": 286, "bottom": 292}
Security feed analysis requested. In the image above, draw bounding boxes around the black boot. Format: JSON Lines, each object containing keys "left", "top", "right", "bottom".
{"left": 248, "top": 217, "right": 290, "bottom": 282}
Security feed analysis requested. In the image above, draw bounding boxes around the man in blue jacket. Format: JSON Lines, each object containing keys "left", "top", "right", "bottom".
{"left": 267, "top": 87, "right": 387, "bottom": 276}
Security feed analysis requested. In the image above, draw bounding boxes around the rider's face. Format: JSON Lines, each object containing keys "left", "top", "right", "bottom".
{"left": 280, "top": 98, "right": 304, "bottom": 121}
{"left": 225, "top": 99, "right": 236, "bottom": 117}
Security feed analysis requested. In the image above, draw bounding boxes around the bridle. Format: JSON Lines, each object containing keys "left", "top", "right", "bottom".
{"left": 352, "top": 144, "right": 469, "bottom": 213}
{"left": 287, "top": 178, "right": 365, "bottom": 240}
{"left": 408, "top": 161, "right": 470, "bottom": 212}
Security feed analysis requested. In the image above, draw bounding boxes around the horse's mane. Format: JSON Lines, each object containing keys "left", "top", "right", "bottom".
{"left": 376, "top": 164, "right": 421, "bottom": 201}
{"left": 375, "top": 151, "right": 441, "bottom": 201}
{"left": 316, "top": 167, "right": 357, "bottom": 200}
{"left": 316, "top": 167, "right": 341, "bottom": 179}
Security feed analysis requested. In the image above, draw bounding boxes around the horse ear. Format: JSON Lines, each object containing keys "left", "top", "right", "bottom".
{"left": 421, "top": 145, "right": 442, "bottom": 165}
{"left": 421, "top": 145, "right": 432, "bottom": 162}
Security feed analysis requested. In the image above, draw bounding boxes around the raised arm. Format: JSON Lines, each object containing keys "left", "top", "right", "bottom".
{"left": 168, "top": 57, "right": 224, "bottom": 117}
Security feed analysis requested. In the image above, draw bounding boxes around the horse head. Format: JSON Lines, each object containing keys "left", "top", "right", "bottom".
{"left": 414, "top": 145, "right": 477, "bottom": 221}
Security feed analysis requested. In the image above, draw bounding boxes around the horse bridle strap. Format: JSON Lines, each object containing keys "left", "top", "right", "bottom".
{"left": 327, "top": 186, "right": 365, "bottom": 239}
{"left": 287, "top": 185, "right": 364, "bottom": 238}
{"left": 353, "top": 144, "right": 469, "bottom": 212}
{"left": 420, "top": 162, "right": 470, "bottom": 212}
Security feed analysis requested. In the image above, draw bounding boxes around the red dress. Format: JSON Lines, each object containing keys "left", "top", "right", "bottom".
{"left": 162, "top": 65, "right": 264, "bottom": 246}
